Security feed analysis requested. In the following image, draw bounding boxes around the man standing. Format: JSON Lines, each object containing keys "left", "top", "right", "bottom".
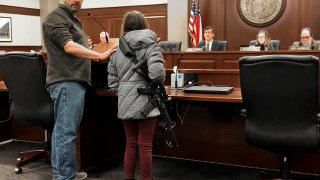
{"left": 42, "top": 0, "right": 117, "bottom": 179}
{"left": 196, "top": 26, "right": 225, "bottom": 51}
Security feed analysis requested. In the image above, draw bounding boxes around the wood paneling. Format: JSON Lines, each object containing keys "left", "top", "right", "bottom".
{"left": 0, "top": 46, "right": 42, "bottom": 52}
{"left": 306, "top": 1, "right": 320, "bottom": 39}
{"left": 189, "top": 0, "right": 320, "bottom": 50}
{"left": 0, "top": 5, "right": 40, "bottom": 16}
{"left": 77, "top": 4, "right": 167, "bottom": 44}
{"left": 162, "top": 50, "right": 320, "bottom": 88}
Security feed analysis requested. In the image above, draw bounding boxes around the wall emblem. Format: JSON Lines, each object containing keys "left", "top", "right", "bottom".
{"left": 238, "top": 0, "right": 286, "bottom": 26}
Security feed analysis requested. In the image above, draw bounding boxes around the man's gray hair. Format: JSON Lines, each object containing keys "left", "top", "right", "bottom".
{"left": 100, "top": 31, "right": 108, "bottom": 37}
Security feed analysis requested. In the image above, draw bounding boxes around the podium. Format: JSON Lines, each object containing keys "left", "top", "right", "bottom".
{"left": 91, "top": 38, "right": 119, "bottom": 89}
{"left": 92, "top": 38, "right": 119, "bottom": 54}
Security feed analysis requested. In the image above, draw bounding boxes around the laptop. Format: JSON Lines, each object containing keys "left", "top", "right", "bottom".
{"left": 183, "top": 85, "right": 234, "bottom": 94}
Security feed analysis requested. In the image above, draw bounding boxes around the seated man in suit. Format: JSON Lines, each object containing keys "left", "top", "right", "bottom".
{"left": 196, "top": 26, "right": 225, "bottom": 51}
{"left": 291, "top": 27, "right": 320, "bottom": 50}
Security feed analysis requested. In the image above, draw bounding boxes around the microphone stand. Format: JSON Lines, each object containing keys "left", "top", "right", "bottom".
{"left": 87, "top": 12, "right": 117, "bottom": 54}
{"left": 175, "top": 53, "right": 184, "bottom": 88}
{"left": 175, "top": 70, "right": 178, "bottom": 89}
{"left": 88, "top": 13, "right": 109, "bottom": 43}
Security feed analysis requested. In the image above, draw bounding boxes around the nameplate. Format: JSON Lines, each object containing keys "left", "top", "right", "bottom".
{"left": 185, "top": 48, "right": 202, "bottom": 52}
{"left": 240, "top": 46, "right": 261, "bottom": 51}
{"left": 296, "top": 47, "right": 311, "bottom": 50}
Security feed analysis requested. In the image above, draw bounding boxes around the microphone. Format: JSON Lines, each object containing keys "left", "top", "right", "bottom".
{"left": 260, "top": 45, "right": 265, "bottom": 51}
{"left": 88, "top": 12, "right": 109, "bottom": 43}
{"left": 173, "top": 66, "right": 178, "bottom": 89}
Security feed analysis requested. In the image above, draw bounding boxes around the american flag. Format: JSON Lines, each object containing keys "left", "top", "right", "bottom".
{"left": 188, "top": 0, "right": 202, "bottom": 47}
{"left": 196, "top": 0, "right": 203, "bottom": 45}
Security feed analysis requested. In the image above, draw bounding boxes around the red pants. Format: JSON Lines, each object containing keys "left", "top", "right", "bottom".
{"left": 123, "top": 117, "right": 157, "bottom": 180}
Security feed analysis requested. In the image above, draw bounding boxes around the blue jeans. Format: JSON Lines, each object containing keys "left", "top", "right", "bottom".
{"left": 47, "top": 82, "right": 86, "bottom": 180}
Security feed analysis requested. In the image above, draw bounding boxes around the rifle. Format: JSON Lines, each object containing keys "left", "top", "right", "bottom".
{"left": 137, "top": 81, "right": 179, "bottom": 148}
{"left": 119, "top": 37, "right": 179, "bottom": 148}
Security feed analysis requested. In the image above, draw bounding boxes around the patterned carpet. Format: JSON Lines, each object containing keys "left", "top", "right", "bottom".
{"left": 0, "top": 141, "right": 319, "bottom": 180}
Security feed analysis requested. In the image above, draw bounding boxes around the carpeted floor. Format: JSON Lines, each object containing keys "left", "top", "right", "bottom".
{"left": 0, "top": 141, "right": 319, "bottom": 180}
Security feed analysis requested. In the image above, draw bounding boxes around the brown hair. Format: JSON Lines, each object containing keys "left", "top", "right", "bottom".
{"left": 204, "top": 26, "right": 215, "bottom": 34}
{"left": 121, "top": 11, "right": 149, "bottom": 36}
{"left": 256, "top": 30, "right": 273, "bottom": 49}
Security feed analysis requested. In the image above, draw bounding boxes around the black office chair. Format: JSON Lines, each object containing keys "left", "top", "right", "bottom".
{"left": 218, "top": 40, "right": 228, "bottom": 51}
{"left": 0, "top": 52, "right": 54, "bottom": 174}
{"left": 158, "top": 41, "right": 182, "bottom": 51}
{"left": 249, "top": 40, "right": 280, "bottom": 50}
{"left": 239, "top": 55, "right": 320, "bottom": 180}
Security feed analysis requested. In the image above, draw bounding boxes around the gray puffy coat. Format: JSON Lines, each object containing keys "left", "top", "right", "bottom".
{"left": 107, "top": 29, "right": 166, "bottom": 120}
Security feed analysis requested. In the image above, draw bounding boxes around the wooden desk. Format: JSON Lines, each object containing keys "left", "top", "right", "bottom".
{"left": 82, "top": 86, "right": 320, "bottom": 175}
{"left": 80, "top": 86, "right": 320, "bottom": 175}
{"left": 167, "top": 87, "right": 242, "bottom": 103}
{"left": 2, "top": 50, "right": 320, "bottom": 174}
{"left": 163, "top": 50, "right": 320, "bottom": 88}
{"left": 0, "top": 81, "right": 6, "bottom": 92}
{"left": 77, "top": 89, "right": 125, "bottom": 170}
{"left": 0, "top": 81, "right": 11, "bottom": 142}
{"left": 163, "top": 50, "right": 320, "bottom": 70}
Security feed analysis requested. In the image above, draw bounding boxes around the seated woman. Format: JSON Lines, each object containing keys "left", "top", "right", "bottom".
{"left": 253, "top": 30, "right": 275, "bottom": 51}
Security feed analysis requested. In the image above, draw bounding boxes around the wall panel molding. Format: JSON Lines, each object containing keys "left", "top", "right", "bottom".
{"left": 77, "top": 4, "right": 167, "bottom": 43}
{"left": 0, "top": 5, "right": 40, "bottom": 16}
{"left": 0, "top": 46, "right": 42, "bottom": 52}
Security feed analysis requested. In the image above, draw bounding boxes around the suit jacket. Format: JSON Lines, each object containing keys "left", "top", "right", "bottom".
{"left": 196, "top": 40, "right": 225, "bottom": 51}
{"left": 292, "top": 40, "right": 320, "bottom": 50}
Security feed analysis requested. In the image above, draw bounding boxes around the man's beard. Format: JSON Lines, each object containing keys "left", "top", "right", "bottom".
{"left": 69, "top": 2, "right": 81, "bottom": 13}
{"left": 302, "top": 41, "right": 311, "bottom": 47}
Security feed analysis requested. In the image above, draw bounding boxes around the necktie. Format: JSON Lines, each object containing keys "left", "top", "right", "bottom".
{"left": 206, "top": 43, "right": 209, "bottom": 51}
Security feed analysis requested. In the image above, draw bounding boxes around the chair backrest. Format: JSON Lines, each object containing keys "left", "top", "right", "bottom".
{"left": 158, "top": 41, "right": 182, "bottom": 51}
{"left": 249, "top": 40, "right": 280, "bottom": 50}
{"left": 0, "top": 52, "right": 53, "bottom": 132}
{"left": 239, "top": 55, "right": 320, "bottom": 154}
{"left": 218, "top": 40, "right": 228, "bottom": 51}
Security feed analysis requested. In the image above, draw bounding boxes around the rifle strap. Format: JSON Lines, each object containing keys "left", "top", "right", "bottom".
{"left": 120, "top": 39, "right": 157, "bottom": 82}
{"left": 119, "top": 37, "right": 160, "bottom": 118}
{"left": 120, "top": 56, "right": 139, "bottom": 82}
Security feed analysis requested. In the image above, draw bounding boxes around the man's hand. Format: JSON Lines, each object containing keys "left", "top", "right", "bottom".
{"left": 99, "top": 44, "right": 118, "bottom": 60}
{"left": 64, "top": 41, "right": 118, "bottom": 61}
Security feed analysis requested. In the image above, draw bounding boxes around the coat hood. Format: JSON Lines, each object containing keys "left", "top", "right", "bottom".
{"left": 124, "top": 29, "right": 157, "bottom": 51}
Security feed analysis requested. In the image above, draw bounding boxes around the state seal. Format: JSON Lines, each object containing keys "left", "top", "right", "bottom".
{"left": 238, "top": 0, "right": 286, "bottom": 26}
